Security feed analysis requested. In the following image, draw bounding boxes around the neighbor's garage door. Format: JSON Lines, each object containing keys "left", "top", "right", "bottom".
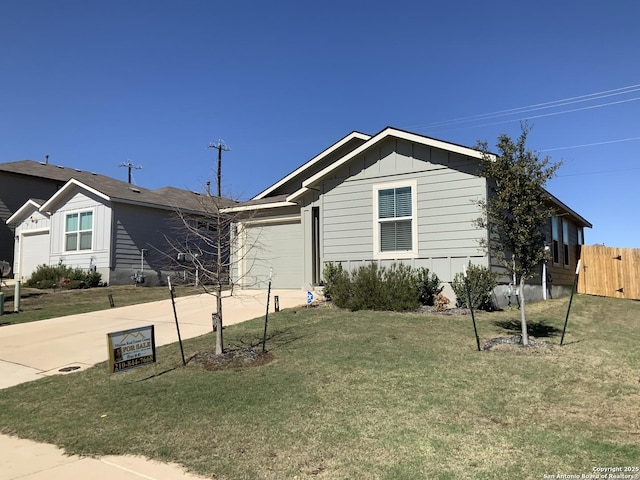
{"left": 20, "top": 231, "right": 50, "bottom": 280}
{"left": 243, "top": 220, "right": 302, "bottom": 289}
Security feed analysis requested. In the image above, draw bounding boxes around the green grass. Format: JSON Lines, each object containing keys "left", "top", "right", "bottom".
{"left": 0, "top": 284, "right": 203, "bottom": 325}
{"left": 1, "top": 295, "right": 639, "bottom": 479}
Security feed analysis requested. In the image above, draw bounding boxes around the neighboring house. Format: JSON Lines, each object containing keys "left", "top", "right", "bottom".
{"left": 4, "top": 160, "right": 233, "bottom": 285}
{"left": 0, "top": 160, "right": 72, "bottom": 271}
{"left": 225, "top": 127, "right": 591, "bottom": 305}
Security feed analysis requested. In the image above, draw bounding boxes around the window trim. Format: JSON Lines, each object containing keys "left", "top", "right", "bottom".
{"left": 64, "top": 208, "right": 94, "bottom": 253}
{"left": 373, "top": 180, "right": 418, "bottom": 259}
{"left": 562, "top": 218, "right": 570, "bottom": 267}
{"left": 551, "top": 216, "right": 560, "bottom": 265}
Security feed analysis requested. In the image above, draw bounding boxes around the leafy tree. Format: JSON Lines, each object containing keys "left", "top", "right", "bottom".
{"left": 475, "top": 124, "right": 561, "bottom": 345}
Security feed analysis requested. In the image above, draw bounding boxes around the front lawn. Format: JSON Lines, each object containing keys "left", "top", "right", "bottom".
{"left": 0, "top": 295, "right": 638, "bottom": 479}
{"left": 0, "top": 284, "right": 203, "bottom": 325}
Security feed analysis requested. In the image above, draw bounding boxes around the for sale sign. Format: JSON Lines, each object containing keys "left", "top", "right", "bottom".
{"left": 107, "top": 325, "right": 156, "bottom": 374}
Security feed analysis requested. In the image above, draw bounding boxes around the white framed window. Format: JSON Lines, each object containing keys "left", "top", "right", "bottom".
{"left": 373, "top": 180, "right": 418, "bottom": 259}
{"left": 577, "top": 226, "right": 584, "bottom": 245}
{"left": 65, "top": 210, "right": 93, "bottom": 252}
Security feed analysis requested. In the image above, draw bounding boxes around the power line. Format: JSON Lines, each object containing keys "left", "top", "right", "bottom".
{"left": 540, "top": 135, "right": 640, "bottom": 152}
{"left": 557, "top": 166, "right": 640, "bottom": 177}
{"left": 409, "top": 83, "right": 640, "bottom": 130}
{"left": 426, "top": 96, "right": 640, "bottom": 135}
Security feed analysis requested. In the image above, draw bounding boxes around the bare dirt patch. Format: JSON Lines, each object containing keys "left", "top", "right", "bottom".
{"left": 482, "top": 335, "right": 552, "bottom": 352}
{"left": 191, "top": 348, "right": 274, "bottom": 371}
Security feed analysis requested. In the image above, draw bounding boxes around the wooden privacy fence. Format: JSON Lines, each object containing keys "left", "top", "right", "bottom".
{"left": 577, "top": 244, "right": 640, "bottom": 300}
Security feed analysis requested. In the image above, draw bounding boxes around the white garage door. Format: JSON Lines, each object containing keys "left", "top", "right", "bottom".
{"left": 20, "top": 231, "right": 50, "bottom": 280}
{"left": 243, "top": 220, "right": 303, "bottom": 289}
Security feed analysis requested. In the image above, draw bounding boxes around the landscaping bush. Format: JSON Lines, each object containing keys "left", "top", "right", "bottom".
{"left": 322, "top": 262, "right": 344, "bottom": 301}
{"left": 451, "top": 263, "right": 499, "bottom": 310}
{"left": 414, "top": 267, "right": 443, "bottom": 306}
{"left": 26, "top": 264, "right": 102, "bottom": 289}
{"left": 327, "top": 262, "right": 439, "bottom": 312}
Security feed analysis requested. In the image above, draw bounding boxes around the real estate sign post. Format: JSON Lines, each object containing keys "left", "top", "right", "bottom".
{"left": 107, "top": 325, "right": 156, "bottom": 374}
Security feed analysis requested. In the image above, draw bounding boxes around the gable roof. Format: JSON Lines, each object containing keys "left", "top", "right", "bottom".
{"left": 1, "top": 160, "right": 236, "bottom": 215}
{"left": 287, "top": 126, "right": 487, "bottom": 202}
{"left": 232, "top": 127, "right": 591, "bottom": 228}
{"left": 5, "top": 199, "right": 47, "bottom": 226}
{"left": 252, "top": 131, "right": 371, "bottom": 200}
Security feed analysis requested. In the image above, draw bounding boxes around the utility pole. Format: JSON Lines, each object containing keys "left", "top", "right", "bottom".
{"left": 119, "top": 160, "right": 142, "bottom": 184}
{"left": 207, "top": 140, "right": 230, "bottom": 197}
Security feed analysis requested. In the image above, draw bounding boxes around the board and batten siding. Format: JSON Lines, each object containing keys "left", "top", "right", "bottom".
{"left": 318, "top": 137, "right": 487, "bottom": 282}
{"left": 49, "top": 190, "right": 112, "bottom": 270}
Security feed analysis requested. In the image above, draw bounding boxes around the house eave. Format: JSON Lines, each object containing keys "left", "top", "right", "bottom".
{"left": 40, "top": 179, "right": 111, "bottom": 212}
{"left": 6, "top": 199, "right": 44, "bottom": 226}
{"left": 301, "top": 127, "right": 487, "bottom": 190}
{"left": 252, "top": 131, "right": 371, "bottom": 200}
{"left": 222, "top": 201, "right": 298, "bottom": 214}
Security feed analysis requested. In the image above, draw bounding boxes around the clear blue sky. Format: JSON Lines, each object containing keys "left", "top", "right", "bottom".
{"left": 2, "top": 1, "right": 639, "bottom": 247}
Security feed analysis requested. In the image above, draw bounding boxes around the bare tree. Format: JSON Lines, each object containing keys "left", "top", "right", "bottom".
{"left": 162, "top": 191, "right": 261, "bottom": 355}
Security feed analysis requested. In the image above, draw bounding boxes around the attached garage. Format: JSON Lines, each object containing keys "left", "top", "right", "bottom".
{"left": 19, "top": 230, "right": 51, "bottom": 280}
{"left": 241, "top": 218, "right": 303, "bottom": 289}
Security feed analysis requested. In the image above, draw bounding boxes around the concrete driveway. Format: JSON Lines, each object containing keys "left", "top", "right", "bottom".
{"left": 0, "top": 288, "right": 306, "bottom": 479}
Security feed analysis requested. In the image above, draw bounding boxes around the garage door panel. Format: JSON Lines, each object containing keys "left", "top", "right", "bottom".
{"left": 244, "top": 221, "right": 302, "bottom": 289}
{"left": 20, "top": 232, "right": 50, "bottom": 280}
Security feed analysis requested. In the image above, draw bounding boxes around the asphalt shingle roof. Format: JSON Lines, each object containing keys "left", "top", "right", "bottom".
{"left": 0, "top": 160, "right": 236, "bottom": 214}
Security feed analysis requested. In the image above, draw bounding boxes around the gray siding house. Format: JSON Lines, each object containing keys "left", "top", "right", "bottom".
{"left": 5, "top": 161, "right": 232, "bottom": 285}
{"left": 226, "top": 127, "right": 591, "bottom": 304}
{"left": 0, "top": 160, "right": 71, "bottom": 271}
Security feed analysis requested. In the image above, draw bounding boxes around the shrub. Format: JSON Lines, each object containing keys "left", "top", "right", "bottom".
{"left": 322, "top": 262, "right": 344, "bottom": 301}
{"left": 414, "top": 267, "right": 443, "bottom": 306}
{"left": 327, "top": 262, "right": 437, "bottom": 312}
{"left": 26, "top": 264, "right": 102, "bottom": 290}
{"left": 382, "top": 263, "right": 420, "bottom": 311}
{"left": 451, "top": 263, "right": 499, "bottom": 311}
{"left": 349, "top": 262, "right": 385, "bottom": 311}
{"left": 85, "top": 271, "right": 102, "bottom": 288}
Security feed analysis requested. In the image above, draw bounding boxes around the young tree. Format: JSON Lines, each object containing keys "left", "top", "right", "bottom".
{"left": 163, "top": 191, "right": 259, "bottom": 355}
{"left": 475, "top": 124, "right": 561, "bottom": 345}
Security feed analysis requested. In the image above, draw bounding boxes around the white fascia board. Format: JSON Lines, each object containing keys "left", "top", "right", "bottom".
{"left": 40, "top": 179, "right": 110, "bottom": 212}
{"left": 285, "top": 187, "right": 310, "bottom": 203}
{"left": 221, "top": 201, "right": 298, "bottom": 214}
{"left": 252, "top": 131, "right": 371, "bottom": 200}
{"left": 6, "top": 199, "right": 43, "bottom": 226}
{"left": 301, "top": 128, "right": 487, "bottom": 190}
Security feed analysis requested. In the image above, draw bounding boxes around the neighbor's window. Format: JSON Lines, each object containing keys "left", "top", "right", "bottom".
{"left": 65, "top": 211, "right": 93, "bottom": 251}
{"left": 577, "top": 226, "right": 584, "bottom": 245}
{"left": 562, "top": 218, "right": 570, "bottom": 266}
{"left": 374, "top": 181, "right": 417, "bottom": 256}
{"left": 551, "top": 216, "right": 560, "bottom": 264}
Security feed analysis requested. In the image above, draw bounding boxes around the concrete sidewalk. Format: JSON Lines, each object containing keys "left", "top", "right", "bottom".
{"left": 0, "top": 288, "right": 306, "bottom": 479}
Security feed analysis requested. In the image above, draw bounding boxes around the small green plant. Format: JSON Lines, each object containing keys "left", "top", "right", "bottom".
{"left": 322, "top": 262, "right": 344, "bottom": 301}
{"left": 451, "top": 263, "right": 499, "bottom": 310}
{"left": 26, "top": 264, "right": 102, "bottom": 290}
{"left": 414, "top": 267, "right": 443, "bottom": 306}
